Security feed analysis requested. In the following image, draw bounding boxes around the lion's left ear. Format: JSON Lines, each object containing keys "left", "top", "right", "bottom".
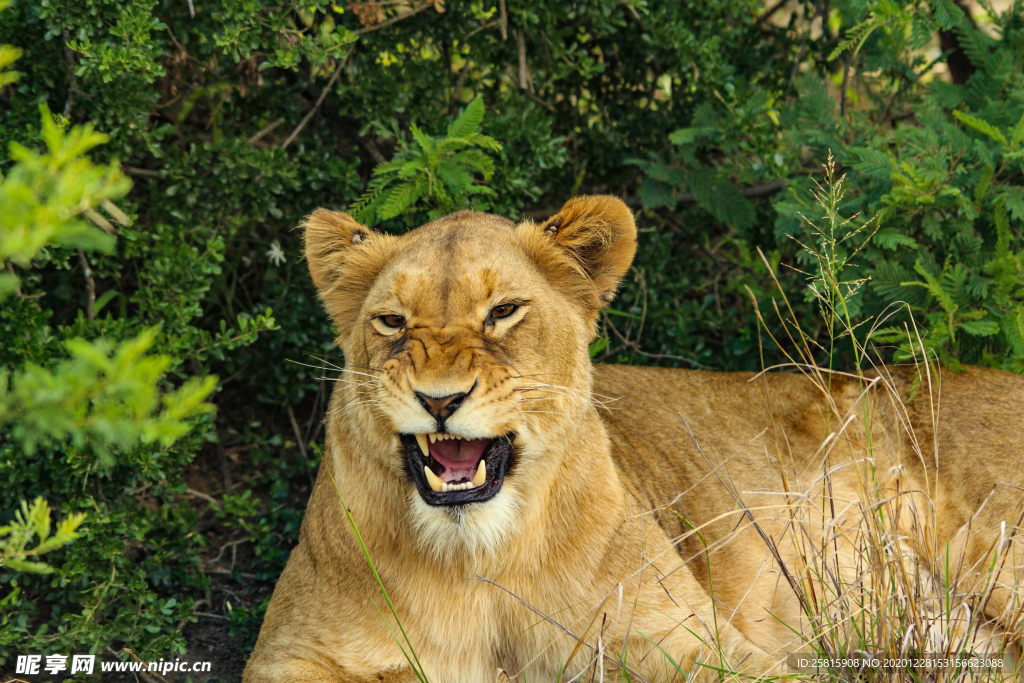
{"left": 519, "top": 195, "right": 637, "bottom": 311}
{"left": 303, "top": 208, "right": 398, "bottom": 343}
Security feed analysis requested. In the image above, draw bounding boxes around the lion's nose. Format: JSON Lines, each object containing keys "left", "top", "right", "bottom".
{"left": 415, "top": 390, "right": 468, "bottom": 423}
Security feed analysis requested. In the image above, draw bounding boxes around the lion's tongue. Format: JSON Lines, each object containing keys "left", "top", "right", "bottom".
{"left": 429, "top": 438, "right": 488, "bottom": 483}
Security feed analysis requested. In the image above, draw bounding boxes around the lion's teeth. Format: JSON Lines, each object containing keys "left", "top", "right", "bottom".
{"left": 473, "top": 460, "right": 486, "bottom": 487}
{"left": 424, "top": 466, "right": 443, "bottom": 492}
{"left": 415, "top": 434, "right": 429, "bottom": 457}
{"left": 428, "top": 433, "right": 437, "bottom": 443}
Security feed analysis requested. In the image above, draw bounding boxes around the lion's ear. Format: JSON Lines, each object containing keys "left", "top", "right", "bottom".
{"left": 519, "top": 195, "right": 637, "bottom": 311}
{"left": 303, "top": 208, "right": 397, "bottom": 341}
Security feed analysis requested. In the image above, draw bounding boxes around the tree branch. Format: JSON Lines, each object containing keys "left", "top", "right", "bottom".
{"left": 281, "top": 49, "right": 352, "bottom": 150}
{"left": 248, "top": 117, "right": 284, "bottom": 144}
{"left": 61, "top": 26, "right": 78, "bottom": 118}
{"left": 353, "top": 2, "right": 433, "bottom": 35}
{"left": 77, "top": 249, "right": 96, "bottom": 321}
{"left": 515, "top": 29, "right": 532, "bottom": 92}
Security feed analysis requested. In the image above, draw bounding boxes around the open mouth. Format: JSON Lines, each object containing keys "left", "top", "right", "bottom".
{"left": 399, "top": 432, "right": 516, "bottom": 506}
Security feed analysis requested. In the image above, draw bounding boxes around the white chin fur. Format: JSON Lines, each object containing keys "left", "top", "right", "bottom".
{"left": 408, "top": 484, "right": 522, "bottom": 561}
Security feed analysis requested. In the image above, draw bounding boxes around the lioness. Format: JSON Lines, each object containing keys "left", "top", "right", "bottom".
{"left": 244, "top": 196, "right": 1024, "bottom": 682}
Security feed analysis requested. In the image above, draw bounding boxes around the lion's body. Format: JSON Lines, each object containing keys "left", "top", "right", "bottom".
{"left": 598, "top": 364, "right": 1024, "bottom": 655}
{"left": 244, "top": 199, "right": 1024, "bottom": 683}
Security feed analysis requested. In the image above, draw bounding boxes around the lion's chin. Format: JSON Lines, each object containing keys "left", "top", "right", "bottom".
{"left": 399, "top": 432, "right": 517, "bottom": 506}
{"left": 408, "top": 484, "right": 523, "bottom": 560}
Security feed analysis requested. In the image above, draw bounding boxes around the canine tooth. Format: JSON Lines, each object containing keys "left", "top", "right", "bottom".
{"left": 415, "top": 434, "right": 429, "bottom": 457}
{"left": 424, "top": 466, "right": 443, "bottom": 492}
{"left": 472, "top": 460, "right": 486, "bottom": 487}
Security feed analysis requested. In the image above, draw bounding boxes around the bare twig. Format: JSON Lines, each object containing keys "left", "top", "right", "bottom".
{"left": 118, "top": 648, "right": 170, "bottom": 683}
{"left": 288, "top": 404, "right": 316, "bottom": 487}
{"left": 192, "top": 610, "right": 229, "bottom": 622}
{"left": 208, "top": 538, "right": 247, "bottom": 568}
{"left": 754, "top": 0, "right": 791, "bottom": 28}
{"left": 123, "top": 166, "right": 161, "bottom": 178}
{"left": 449, "top": 58, "right": 473, "bottom": 115}
{"left": 676, "top": 178, "right": 788, "bottom": 203}
{"left": 281, "top": 48, "right": 352, "bottom": 150}
{"left": 358, "top": 136, "right": 388, "bottom": 164}
{"left": 839, "top": 55, "right": 850, "bottom": 118}
{"left": 216, "top": 437, "right": 233, "bottom": 494}
{"left": 248, "top": 117, "right": 284, "bottom": 144}
{"left": 77, "top": 249, "right": 96, "bottom": 321}
{"left": 186, "top": 487, "right": 218, "bottom": 505}
{"left": 464, "top": 19, "right": 501, "bottom": 39}
{"left": 287, "top": 404, "right": 309, "bottom": 462}
{"left": 5, "top": 262, "right": 21, "bottom": 298}
{"left": 187, "top": 0, "right": 195, "bottom": 19}
{"left": 787, "top": 35, "right": 808, "bottom": 90}
{"left": 354, "top": 2, "right": 433, "bottom": 35}
{"left": 515, "top": 29, "right": 532, "bottom": 92}
{"left": 61, "top": 26, "right": 78, "bottom": 117}
{"left": 498, "top": 0, "right": 507, "bottom": 40}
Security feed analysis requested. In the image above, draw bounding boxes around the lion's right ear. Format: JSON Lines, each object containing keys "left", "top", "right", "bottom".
{"left": 303, "top": 209, "right": 398, "bottom": 341}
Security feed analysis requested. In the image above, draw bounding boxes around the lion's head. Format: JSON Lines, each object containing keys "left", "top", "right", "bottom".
{"left": 304, "top": 196, "right": 636, "bottom": 556}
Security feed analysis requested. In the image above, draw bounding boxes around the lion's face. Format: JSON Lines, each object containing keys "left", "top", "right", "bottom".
{"left": 304, "top": 197, "right": 636, "bottom": 555}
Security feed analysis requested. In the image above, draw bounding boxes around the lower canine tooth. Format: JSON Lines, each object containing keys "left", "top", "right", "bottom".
{"left": 472, "top": 460, "right": 486, "bottom": 487}
{"left": 424, "top": 466, "right": 443, "bottom": 492}
{"left": 415, "top": 434, "right": 429, "bottom": 457}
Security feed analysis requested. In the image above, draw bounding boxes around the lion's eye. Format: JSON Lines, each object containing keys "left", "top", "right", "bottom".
{"left": 490, "top": 304, "right": 517, "bottom": 319}
{"left": 380, "top": 314, "right": 406, "bottom": 329}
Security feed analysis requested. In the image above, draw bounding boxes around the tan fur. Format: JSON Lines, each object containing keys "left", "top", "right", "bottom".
{"left": 244, "top": 198, "right": 1024, "bottom": 682}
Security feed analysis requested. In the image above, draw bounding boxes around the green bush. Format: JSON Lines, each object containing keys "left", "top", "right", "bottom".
{"left": 634, "top": 0, "right": 1024, "bottom": 370}
{"left": 1, "top": 0, "right": 1022, "bottom": 673}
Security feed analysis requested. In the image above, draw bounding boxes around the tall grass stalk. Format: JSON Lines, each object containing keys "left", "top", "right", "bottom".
{"left": 330, "top": 473, "right": 431, "bottom": 683}
{"left": 739, "top": 155, "right": 1023, "bottom": 682}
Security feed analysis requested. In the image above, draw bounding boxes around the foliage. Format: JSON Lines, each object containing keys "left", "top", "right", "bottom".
{"left": 1, "top": 0, "right": 1022, "bottom": 674}
{"left": 0, "top": 104, "right": 128, "bottom": 294}
{"left": 0, "top": 498, "right": 85, "bottom": 574}
{"left": 0, "top": 102, "right": 223, "bottom": 666}
{"left": 351, "top": 96, "right": 503, "bottom": 225}
{"left": 0, "top": 328, "right": 217, "bottom": 467}
{"left": 634, "top": 0, "right": 1024, "bottom": 373}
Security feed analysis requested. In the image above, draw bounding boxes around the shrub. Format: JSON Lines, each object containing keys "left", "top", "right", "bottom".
{"left": 1, "top": 0, "right": 1021, "bottom": 673}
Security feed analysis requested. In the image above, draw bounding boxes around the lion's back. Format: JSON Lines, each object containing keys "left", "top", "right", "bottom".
{"left": 593, "top": 362, "right": 1024, "bottom": 546}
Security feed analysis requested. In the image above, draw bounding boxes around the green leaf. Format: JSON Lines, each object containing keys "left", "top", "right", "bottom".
{"left": 639, "top": 178, "right": 675, "bottom": 211}
{"left": 952, "top": 110, "right": 1007, "bottom": 147}
{"left": 931, "top": 0, "right": 965, "bottom": 31}
{"left": 961, "top": 319, "right": 999, "bottom": 336}
{"left": 447, "top": 96, "right": 485, "bottom": 139}
{"left": 378, "top": 179, "right": 426, "bottom": 221}
{"left": 409, "top": 124, "right": 435, "bottom": 156}
{"left": 873, "top": 227, "right": 918, "bottom": 250}
{"left": 435, "top": 161, "right": 473, "bottom": 196}
{"left": 687, "top": 168, "right": 756, "bottom": 230}
{"left": 847, "top": 147, "right": 893, "bottom": 181}
{"left": 1001, "top": 188, "right": 1024, "bottom": 224}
